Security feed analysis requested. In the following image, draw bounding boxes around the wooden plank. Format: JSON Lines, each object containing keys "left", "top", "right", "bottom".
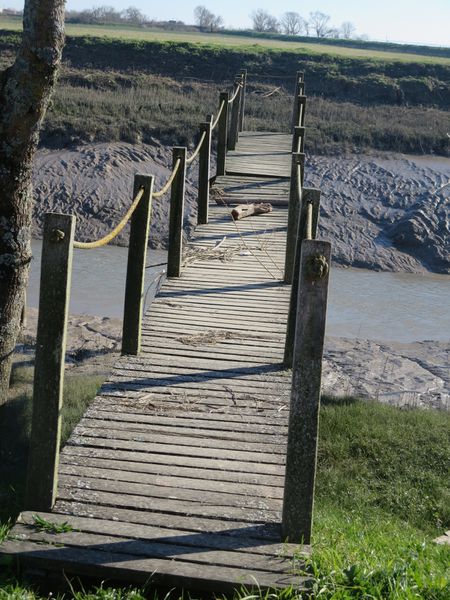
{"left": 60, "top": 449, "right": 285, "bottom": 486}
{"left": 1, "top": 539, "right": 304, "bottom": 592}
{"left": 63, "top": 442, "right": 285, "bottom": 476}
{"left": 55, "top": 487, "right": 281, "bottom": 523}
{"left": 57, "top": 473, "right": 282, "bottom": 511}
{"left": 52, "top": 501, "right": 282, "bottom": 540}
{"left": 80, "top": 416, "right": 286, "bottom": 443}
{"left": 11, "top": 523, "right": 290, "bottom": 573}
{"left": 86, "top": 403, "right": 288, "bottom": 427}
{"left": 18, "top": 512, "right": 301, "bottom": 557}
{"left": 70, "top": 430, "right": 286, "bottom": 464}
{"left": 58, "top": 463, "right": 285, "bottom": 499}
{"left": 73, "top": 423, "right": 286, "bottom": 456}
{"left": 84, "top": 407, "right": 287, "bottom": 429}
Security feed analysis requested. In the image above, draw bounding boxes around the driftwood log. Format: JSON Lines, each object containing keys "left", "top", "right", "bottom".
{"left": 231, "top": 203, "right": 273, "bottom": 220}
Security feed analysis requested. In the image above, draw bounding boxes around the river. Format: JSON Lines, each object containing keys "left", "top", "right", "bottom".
{"left": 27, "top": 240, "right": 450, "bottom": 344}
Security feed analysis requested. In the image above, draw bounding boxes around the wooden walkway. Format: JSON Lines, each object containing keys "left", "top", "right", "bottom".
{"left": 2, "top": 132, "right": 309, "bottom": 592}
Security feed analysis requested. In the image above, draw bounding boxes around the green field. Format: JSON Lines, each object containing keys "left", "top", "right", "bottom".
{"left": 1, "top": 15, "right": 450, "bottom": 65}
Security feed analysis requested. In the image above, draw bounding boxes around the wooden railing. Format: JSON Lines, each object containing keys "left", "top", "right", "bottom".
{"left": 282, "top": 71, "right": 331, "bottom": 543}
{"left": 25, "top": 69, "right": 247, "bottom": 511}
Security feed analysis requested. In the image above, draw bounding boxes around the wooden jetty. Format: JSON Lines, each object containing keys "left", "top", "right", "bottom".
{"left": 1, "top": 72, "right": 330, "bottom": 594}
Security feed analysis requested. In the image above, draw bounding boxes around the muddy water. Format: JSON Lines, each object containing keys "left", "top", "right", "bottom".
{"left": 28, "top": 241, "right": 168, "bottom": 322}
{"left": 28, "top": 240, "right": 450, "bottom": 344}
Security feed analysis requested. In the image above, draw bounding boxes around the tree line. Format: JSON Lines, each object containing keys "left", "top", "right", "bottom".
{"left": 250, "top": 9, "right": 359, "bottom": 39}
{"left": 2, "top": 6, "right": 361, "bottom": 39}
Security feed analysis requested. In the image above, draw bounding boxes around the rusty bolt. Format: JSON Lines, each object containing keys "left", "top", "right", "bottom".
{"left": 305, "top": 254, "right": 329, "bottom": 281}
{"left": 50, "top": 228, "right": 65, "bottom": 243}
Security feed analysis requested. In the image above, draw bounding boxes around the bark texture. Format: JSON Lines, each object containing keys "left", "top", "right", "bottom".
{"left": 0, "top": 0, "right": 65, "bottom": 404}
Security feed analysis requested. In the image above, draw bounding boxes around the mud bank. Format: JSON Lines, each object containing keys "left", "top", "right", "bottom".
{"left": 305, "top": 154, "right": 449, "bottom": 274}
{"left": 32, "top": 141, "right": 201, "bottom": 249}
{"left": 32, "top": 142, "right": 449, "bottom": 274}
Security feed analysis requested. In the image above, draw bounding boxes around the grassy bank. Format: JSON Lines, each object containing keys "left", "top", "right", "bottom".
{"left": 1, "top": 15, "right": 450, "bottom": 65}
{"left": 44, "top": 72, "right": 450, "bottom": 156}
{"left": 1, "top": 387, "right": 449, "bottom": 598}
{"left": 0, "top": 364, "right": 104, "bottom": 524}
{"left": 2, "top": 31, "right": 450, "bottom": 108}
{"left": 1, "top": 31, "right": 449, "bottom": 156}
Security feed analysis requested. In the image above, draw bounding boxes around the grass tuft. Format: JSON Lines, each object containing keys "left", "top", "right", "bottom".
{"left": 32, "top": 515, "right": 73, "bottom": 534}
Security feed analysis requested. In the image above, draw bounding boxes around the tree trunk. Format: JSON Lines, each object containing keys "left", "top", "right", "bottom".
{"left": 0, "top": 0, "right": 66, "bottom": 405}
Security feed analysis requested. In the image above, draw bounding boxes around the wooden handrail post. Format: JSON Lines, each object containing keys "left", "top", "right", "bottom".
{"left": 197, "top": 119, "right": 212, "bottom": 225}
{"left": 284, "top": 188, "right": 321, "bottom": 367}
{"left": 291, "top": 71, "right": 304, "bottom": 131}
{"left": 295, "top": 94, "right": 307, "bottom": 128}
{"left": 238, "top": 69, "right": 247, "bottom": 132}
{"left": 228, "top": 79, "right": 241, "bottom": 151}
{"left": 282, "top": 238, "right": 331, "bottom": 544}
{"left": 216, "top": 91, "right": 229, "bottom": 177}
{"left": 122, "top": 174, "right": 154, "bottom": 356}
{"left": 198, "top": 118, "right": 212, "bottom": 225}
{"left": 168, "top": 146, "right": 187, "bottom": 277}
{"left": 26, "top": 212, "right": 75, "bottom": 511}
{"left": 284, "top": 152, "right": 305, "bottom": 284}
{"left": 292, "top": 126, "right": 306, "bottom": 154}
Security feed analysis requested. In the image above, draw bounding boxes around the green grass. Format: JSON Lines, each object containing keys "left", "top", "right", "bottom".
{"left": 32, "top": 514, "right": 73, "bottom": 534}
{"left": 0, "top": 365, "right": 104, "bottom": 524}
{"left": 1, "top": 15, "right": 449, "bottom": 65}
{"left": 0, "top": 395, "right": 449, "bottom": 598}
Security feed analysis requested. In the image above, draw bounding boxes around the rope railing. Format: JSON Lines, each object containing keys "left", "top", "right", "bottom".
{"left": 297, "top": 162, "right": 303, "bottom": 205}
{"left": 305, "top": 201, "right": 313, "bottom": 240}
{"left": 228, "top": 82, "right": 242, "bottom": 104}
{"left": 211, "top": 99, "right": 225, "bottom": 131}
{"left": 73, "top": 187, "right": 144, "bottom": 249}
{"left": 29, "top": 70, "right": 331, "bottom": 548}
{"left": 186, "top": 131, "right": 207, "bottom": 165}
{"left": 153, "top": 158, "right": 181, "bottom": 198}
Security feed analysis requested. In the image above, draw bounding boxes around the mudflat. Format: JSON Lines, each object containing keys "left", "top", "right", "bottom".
{"left": 31, "top": 141, "right": 449, "bottom": 274}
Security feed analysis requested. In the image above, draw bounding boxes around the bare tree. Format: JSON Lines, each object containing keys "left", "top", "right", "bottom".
{"left": 194, "top": 5, "right": 223, "bottom": 32}
{"left": 90, "top": 5, "right": 121, "bottom": 23}
{"left": 251, "top": 9, "right": 278, "bottom": 32}
{"left": 341, "top": 21, "right": 356, "bottom": 39}
{"left": 122, "top": 6, "right": 146, "bottom": 25}
{"left": 265, "top": 15, "right": 279, "bottom": 33}
{"left": 309, "top": 11, "right": 331, "bottom": 37}
{"left": 280, "top": 12, "right": 302, "bottom": 35}
{"left": 0, "top": 0, "right": 65, "bottom": 404}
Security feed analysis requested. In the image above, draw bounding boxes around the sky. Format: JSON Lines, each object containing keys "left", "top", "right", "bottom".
{"left": 2, "top": 0, "right": 450, "bottom": 46}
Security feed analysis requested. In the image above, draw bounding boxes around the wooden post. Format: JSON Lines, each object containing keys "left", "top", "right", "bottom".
{"left": 291, "top": 71, "right": 304, "bottom": 132}
{"left": 238, "top": 69, "right": 247, "bottom": 132}
{"left": 216, "top": 91, "right": 229, "bottom": 177}
{"left": 284, "top": 152, "right": 305, "bottom": 284}
{"left": 292, "top": 126, "right": 306, "bottom": 154}
{"left": 26, "top": 212, "right": 75, "bottom": 511}
{"left": 168, "top": 146, "right": 187, "bottom": 277}
{"left": 122, "top": 174, "right": 154, "bottom": 356}
{"left": 228, "top": 80, "right": 241, "bottom": 151}
{"left": 284, "top": 188, "right": 321, "bottom": 367}
{"left": 298, "top": 95, "right": 307, "bottom": 127}
{"left": 282, "top": 239, "right": 331, "bottom": 544}
{"left": 198, "top": 119, "right": 212, "bottom": 225}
